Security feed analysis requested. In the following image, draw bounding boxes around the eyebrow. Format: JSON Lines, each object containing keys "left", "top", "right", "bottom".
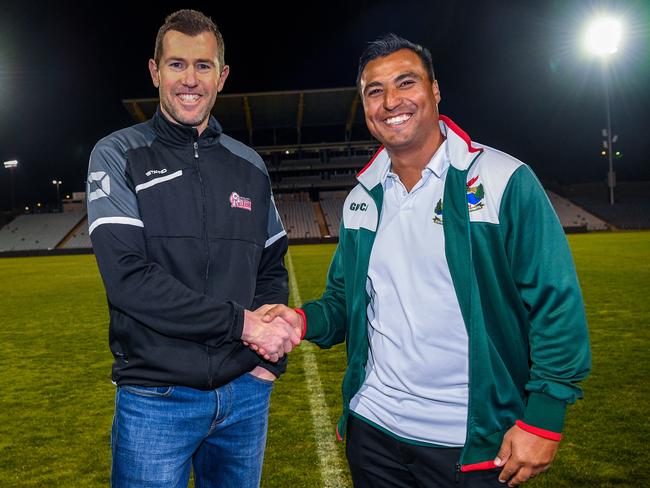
{"left": 362, "top": 81, "right": 383, "bottom": 96}
{"left": 165, "top": 57, "right": 216, "bottom": 66}
{"left": 395, "top": 71, "right": 423, "bottom": 82}
{"left": 363, "top": 71, "right": 424, "bottom": 96}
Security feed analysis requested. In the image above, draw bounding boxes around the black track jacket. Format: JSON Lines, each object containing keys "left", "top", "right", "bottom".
{"left": 87, "top": 108, "right": 289, "bottom": 389}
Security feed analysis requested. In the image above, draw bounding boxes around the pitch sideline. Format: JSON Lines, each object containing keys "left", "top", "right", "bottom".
{"left": 286, "top": 249, "right": 348, "bottom": 487}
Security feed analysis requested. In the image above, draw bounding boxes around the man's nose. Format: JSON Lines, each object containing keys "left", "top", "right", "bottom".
{"left": 383, "top": 86, "right": 401, "bottom": 111}
{"left": 183, "top": 67, "right": 198, "bottom": 86}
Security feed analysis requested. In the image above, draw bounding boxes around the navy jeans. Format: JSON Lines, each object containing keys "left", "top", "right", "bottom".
{"left": 111, "top": 373, "right": 273, "bottom": 488}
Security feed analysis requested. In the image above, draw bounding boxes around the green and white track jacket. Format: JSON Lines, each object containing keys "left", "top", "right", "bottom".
{"left": 300, "top": 115, "right": 591, "bottom": 471}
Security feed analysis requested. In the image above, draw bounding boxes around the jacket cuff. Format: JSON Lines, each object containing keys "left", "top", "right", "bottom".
{"left": 258, "top": 354, "right": 287, "bottom": 378}
{"left": 523, "top": 392, "right": 567, "bottom": 433}
{"left": 515, "top": 420, "right": 562, "bottom": 441}
{"left": 301, "top": 302, "right": 327, "bottom": 341}
{"left": 295, "top": 308, "right": 307, "bottom": 339}
{"left": 231, "top": 303, "right": 245, "bottom": 341}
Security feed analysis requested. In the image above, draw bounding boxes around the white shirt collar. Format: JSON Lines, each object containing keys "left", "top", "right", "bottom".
{"left": 382, "top": 139, "right": 450, "bottom": 185}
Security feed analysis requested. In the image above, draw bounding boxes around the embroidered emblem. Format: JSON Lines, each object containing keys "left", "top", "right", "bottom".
{"left": 466, "top": 175, "right": 485, "bottom": 212}
{"left": 433, "top": 199, "right": 443, "bottom": 224}
{"left": 230, "top": 192, "right": 252, "bottom": 211}
{"left": 432, "top": 175, "right": 485, "bottom": 224}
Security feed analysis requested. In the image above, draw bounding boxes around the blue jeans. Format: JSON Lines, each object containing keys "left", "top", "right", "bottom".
{"left": 111, "top": 373, "right": 274, "bottom": 488}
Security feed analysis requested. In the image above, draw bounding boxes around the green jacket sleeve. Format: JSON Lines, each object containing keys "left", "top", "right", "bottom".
{"left": 499, "top": 165, "right": 591, "bottom": 432}
{"left": 301, "top": 239, "right": 348, "bottom": 348}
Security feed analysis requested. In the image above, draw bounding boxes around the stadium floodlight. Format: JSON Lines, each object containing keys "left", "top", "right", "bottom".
{"left": 52, "top": 179, "right": 63, "bottom": 212}
{"left": 585, "top": 16, "right": 622, "bottom": 56}
{"left": 4, "top": 160, "right": 19, "bottom": 211}
{"left": 585, "top": 15, "right": 623, "bottom": 205}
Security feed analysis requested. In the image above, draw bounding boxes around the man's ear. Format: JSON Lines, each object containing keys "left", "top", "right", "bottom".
{"left": 432, "top": 79, "right": 441, "bottom": 104}
{"left": 148, "top": 59, "right": 160, "bottom": 88}
{"left": 217, "top": 64, "right": 230, "bottom": 92}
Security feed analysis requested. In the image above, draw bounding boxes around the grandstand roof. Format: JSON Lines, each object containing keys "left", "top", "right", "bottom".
{"left": 123, "top": 87, "right": 373, "bottom": 148}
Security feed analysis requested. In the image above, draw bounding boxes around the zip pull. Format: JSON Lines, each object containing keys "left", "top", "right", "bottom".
{"left": 455, "top": 463, "right": 461, "bottom": 483}
{"left": 193, "top": 141, "right": 199, "bottom": 159}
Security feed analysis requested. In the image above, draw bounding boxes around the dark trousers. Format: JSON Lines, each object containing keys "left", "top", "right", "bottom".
{"left": 346, "top": 415, "right": 503, "bottom": 487}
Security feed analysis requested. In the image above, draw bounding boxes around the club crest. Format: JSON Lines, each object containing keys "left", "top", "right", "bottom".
{"left": 229, "top": 192, "right": 252, "bottom": 211}
{"left": 433, "top": 175, "right": 485, "bottom": 224}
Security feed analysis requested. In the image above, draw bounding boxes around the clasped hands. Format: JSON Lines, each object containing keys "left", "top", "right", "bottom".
{"left": 241, "top": 304, "right": 303, "bottom": 362}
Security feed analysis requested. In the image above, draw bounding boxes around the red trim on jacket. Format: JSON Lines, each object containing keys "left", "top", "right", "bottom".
{"left": 357, "top": 115, "right": 480, "bottom": 179}
{"left": 336, "top": 424, "right": 343, "bottom": 442}
{"left": 294, "top": 308, "right": 307, "bottom": 340}
{"left": 439, "top": 115, "right": 482, "bottom": 153}
{"left": 357, "top": 145, "right": 385, "bottom": 177}
{"left": 515, "top": 420, "right": 562, "bottom": 442}
{"left": 460, "top": 460, "right": 497, "bottom": 472}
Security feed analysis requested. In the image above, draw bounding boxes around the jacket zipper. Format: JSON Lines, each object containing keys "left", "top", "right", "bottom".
{"left": 194, "top": 139, "right": 212, "bottom": 389}
{"left": 455, "top": 168, "right": 474, "bottom": 473}
{"left": 193, "top": 140, "right": 210, "bottom": 291}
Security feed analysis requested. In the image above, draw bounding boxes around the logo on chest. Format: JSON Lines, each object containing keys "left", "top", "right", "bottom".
{"left": 230, "top": 192, "right": 252, "bottom": 211}
{"left": 433, "top": 175, "right": 485, "bottom": 224}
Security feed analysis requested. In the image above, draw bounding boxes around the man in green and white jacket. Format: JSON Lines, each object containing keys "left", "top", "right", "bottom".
{"left": 262, "top": 34, "right": 590, "bottom": 487}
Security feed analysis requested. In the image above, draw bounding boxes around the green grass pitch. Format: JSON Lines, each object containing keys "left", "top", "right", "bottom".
{"left": 0, "top": 231, "right": 648, "bottom": 486}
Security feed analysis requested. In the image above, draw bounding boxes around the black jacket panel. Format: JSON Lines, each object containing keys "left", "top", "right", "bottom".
{"left": 87, "top": 109, "right": 288, "bottom": 389}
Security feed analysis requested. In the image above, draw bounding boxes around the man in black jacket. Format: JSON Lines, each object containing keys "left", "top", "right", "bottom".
{"left": 87, "top": 9, "right": 299, "bottom": 488}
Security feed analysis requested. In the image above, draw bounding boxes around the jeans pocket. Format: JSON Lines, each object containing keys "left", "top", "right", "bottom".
{"left": 245, "top": 372, "right": 275, "bottom": 386}
{"left": 121, "top": 385, "right": 175, "bottom": 397}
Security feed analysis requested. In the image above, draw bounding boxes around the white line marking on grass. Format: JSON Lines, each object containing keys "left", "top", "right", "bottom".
{"left": 286, "top": 249, "right": 347, "bottom": 488}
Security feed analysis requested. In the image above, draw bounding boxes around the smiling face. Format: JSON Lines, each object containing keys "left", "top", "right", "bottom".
{"left": 148, "top": 30, "right": 229, "bottom": 134}
{"left": 359, "top": 49, "right": 441, "bottom": 154}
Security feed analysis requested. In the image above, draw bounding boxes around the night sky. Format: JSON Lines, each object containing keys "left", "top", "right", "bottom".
{"left": 0, "top": 0, "right": 648, "bottom": 211}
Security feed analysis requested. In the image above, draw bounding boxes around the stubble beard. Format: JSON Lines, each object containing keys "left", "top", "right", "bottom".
{"left": 161, "top": 93, "right": 215, "bottom": 129}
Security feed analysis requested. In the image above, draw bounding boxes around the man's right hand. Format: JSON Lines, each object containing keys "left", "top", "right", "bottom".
{"left": 241, "top": 309, "right": 301, "bottom": 363}
{"left": 262, "top": 305, "right": 304, "bottom": 337}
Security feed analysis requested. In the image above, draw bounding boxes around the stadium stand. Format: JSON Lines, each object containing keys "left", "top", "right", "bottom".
{"left": 0, "top": 211, "right": 16, "bottom": 229}
{"left": 0, "top": 211, "right": 86, "bottom": 252}
{"left": 319, "top": 191, "right": 347, "bottom": 237}
{"left": 10, "top": 88, "right": 647, "bottom": 256}
{"left": 60, "top": 216, "right": 92, "bottom": 249}
{"left": 563, "top": 182, "right": 650, "bottom": 230}
{"left": 275, "top": 193, "right": 321, "bottom": 239}
{"left": 546, "top": 191, "right": 609, "bottom": 231}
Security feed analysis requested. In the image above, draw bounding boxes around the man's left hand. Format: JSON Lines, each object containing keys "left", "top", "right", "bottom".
{"left": 494, "top": 424, "right": 559, "bottom": 486}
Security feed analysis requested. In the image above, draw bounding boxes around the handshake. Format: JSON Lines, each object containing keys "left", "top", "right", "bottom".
{"left": 241, "top": 305, "right": 304, "bottom": 362}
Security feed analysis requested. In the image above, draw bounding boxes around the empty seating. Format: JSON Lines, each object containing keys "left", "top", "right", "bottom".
{"left": 275, "top": 193, "right": 321, "bottom": 239}
{"left": 0, "top": 212, "right": 86, "bottom": 252}
{"left": 319, "top": 191, "right": 347, "bottom": 237}
{"left": 546, "top": 191, "right": 609, "bottom": 231}
{"left": 62, "top": 217, "right": 92, "bottom": 248}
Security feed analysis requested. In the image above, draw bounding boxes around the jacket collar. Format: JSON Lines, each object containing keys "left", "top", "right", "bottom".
{"left": 356, "top": 115, "right": 483, "bottom": 190}
{"left": 151, "top": 106, "right": 222, "bottom": 147}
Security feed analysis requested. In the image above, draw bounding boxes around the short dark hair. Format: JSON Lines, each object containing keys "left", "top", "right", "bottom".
{"left": 154, "top": 9, "right": 225, "bottom": 69}
{"left": 356, "top": 33, "right": 435, "bottom": 87}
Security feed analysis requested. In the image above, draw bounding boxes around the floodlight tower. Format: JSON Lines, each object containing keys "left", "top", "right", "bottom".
{"left": 52, "top": 179, "right": 62, "bottom": 212}
{"left": 3, "top": 160, "right": 18, "bottom": 211}
{"left": 585, "top": 16, "right": 622, "bottom": 205}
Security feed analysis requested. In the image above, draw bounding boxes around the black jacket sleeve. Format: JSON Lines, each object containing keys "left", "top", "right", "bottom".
{"left": 252, "top": 236, "right": 289, "bottom": 309}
